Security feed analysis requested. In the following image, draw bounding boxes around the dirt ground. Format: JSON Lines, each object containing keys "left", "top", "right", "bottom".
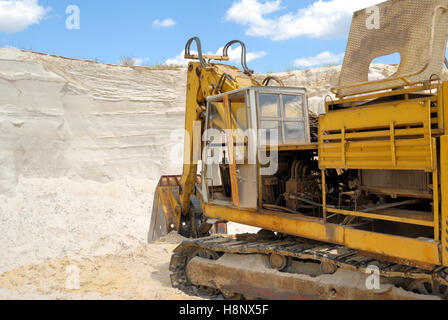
{"left": 0, "top": 232, "right": 200, "bottom": 300}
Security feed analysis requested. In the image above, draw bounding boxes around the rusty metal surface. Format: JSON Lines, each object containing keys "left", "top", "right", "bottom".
{"left": 336, "top": 0, "right": 448, "bottom": 97}
{"left": 148, "top": 187, "right": 179, "bottom": 242}
{"left": 360, "top": 170, "right": 429, "bottom": 193}
{"left": 148, "top": 176, "right": 183, "bottom": 242}
{"left": 158, "top": 175, "right": 202, "bottom": 187}
{"left": 149, "top": 175, "right": 204, "bottom": 242}
{"left": 170, "top": 236, "right": 448, "bottom": 300}
{"left": 186, "top": 256, "right": 435, "bottom": 300}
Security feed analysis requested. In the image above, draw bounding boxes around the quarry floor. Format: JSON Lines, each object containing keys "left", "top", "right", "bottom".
{"left": 0, "top": 232, "right": 199, "bottom": 300}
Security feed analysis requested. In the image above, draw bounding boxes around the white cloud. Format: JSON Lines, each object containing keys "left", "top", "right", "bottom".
{"left": 134, "top": 57, "right": 150, "bottom": 66}
{"left": 165, "top": 51, "right": 192, "bottom": 66}
{"left": 165, "top": 46, "right": 267, "bottom": 66}
{"left": 226, "top": 0, "right": 380, "bottom": 40}
{"left": 293, "top": 51, "right": 344, "bottom": 68}
{"left": 152, "top": 18, "right": 176, "bottom": 28}
{"left": 117, "top": 56, "right": 150, "bottom": 67}
{"left": 0, "top": 0, "right": 50, "bottom": 33}
{"left": 221, "top": 45, "right": 267, "bottom": 63}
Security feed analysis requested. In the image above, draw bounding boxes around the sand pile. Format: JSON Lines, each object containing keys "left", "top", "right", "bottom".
{"left": 0, "top": 48, "right": 187, "bottom": 274}
{"left": 0, "top": 232, "right": 199, "bottom": 300}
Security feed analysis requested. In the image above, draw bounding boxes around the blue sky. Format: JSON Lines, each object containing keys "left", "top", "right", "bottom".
{"left": 0, "top": 0, "right": 399, "bottom": 73}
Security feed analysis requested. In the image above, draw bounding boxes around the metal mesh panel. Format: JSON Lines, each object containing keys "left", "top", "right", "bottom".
{"left": 336, "top": 0, "right": 448, "bottom": 97}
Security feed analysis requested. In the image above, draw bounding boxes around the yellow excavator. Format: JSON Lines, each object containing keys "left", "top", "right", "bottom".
{"left": 149, "top": 0, "right": 448, "bottom": 299}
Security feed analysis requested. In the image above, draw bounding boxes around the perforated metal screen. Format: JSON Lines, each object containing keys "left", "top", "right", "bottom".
{"left": 336, "top": 0, "right": 448, "bottom": 97}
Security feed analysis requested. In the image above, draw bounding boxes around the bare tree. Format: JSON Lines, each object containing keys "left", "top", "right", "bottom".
{"left": 118, "top": 56, "right": 136, "bottom": 67}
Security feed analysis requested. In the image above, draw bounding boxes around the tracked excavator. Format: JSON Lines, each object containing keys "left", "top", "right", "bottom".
{"left": 149, "top": 0, "right": 448, "bottom": 299}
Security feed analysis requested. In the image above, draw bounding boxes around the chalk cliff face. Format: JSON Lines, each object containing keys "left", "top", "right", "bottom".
{"left": 0, "top": 49, "right": 188, "bottom": 194}
{"left": 0, "top": 48, "right": 399, "bottom": 274}
{"left": 0, "top": 48, "right": 187, "bottom": 273}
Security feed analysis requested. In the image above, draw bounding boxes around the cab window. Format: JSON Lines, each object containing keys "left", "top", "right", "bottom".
{"left": 258, "top": 93, "right": 307, "bottom": 145}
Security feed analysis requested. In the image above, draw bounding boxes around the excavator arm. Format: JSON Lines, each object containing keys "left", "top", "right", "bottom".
{"left": 149, "top": 37, "right": 261, "bottom": 241}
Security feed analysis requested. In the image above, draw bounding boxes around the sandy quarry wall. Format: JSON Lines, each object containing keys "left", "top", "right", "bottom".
{"left": 0, "top": 49, "right": 188, "bottom": 272}
{"left": 257, "top": 64, "right": 399, "bottom": 114}
{"left": 0, "top": 48, "right": 398, "bottom": 273}
{"left": 0, "top": 49, "right": 187, "bottom": 193}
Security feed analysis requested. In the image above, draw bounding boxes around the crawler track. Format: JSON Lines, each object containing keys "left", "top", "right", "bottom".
{"left": 170, "top": 234, "right": 448, "bottom": 300}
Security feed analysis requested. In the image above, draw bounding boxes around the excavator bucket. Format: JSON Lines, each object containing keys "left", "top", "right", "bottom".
{"left": 148, "top": 175, "right": 218, "bottom": 242}
{"left": 148, "top": 176, "right": 182, "bottom": 243}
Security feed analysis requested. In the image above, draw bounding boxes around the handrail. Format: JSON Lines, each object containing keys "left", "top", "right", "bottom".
{"left": 184, "top": 37, "right": 208, "bottom": 68}
{"left": 184, "top": 37, "right": 254, "bottom": 76}
{"left": 262, "top": 76, "right": 285, "bottom": 87}
{"left": 223, "top": 40, "right": 254, "bottom": 75}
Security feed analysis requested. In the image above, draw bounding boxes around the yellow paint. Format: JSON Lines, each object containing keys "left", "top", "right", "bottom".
{"left": 319, "top": 101, "right": 433, "bottom": 171}
{"left": 157, "top": 187, "right": 181, "bottom": 231}
{"left": 326, "top": 208, "right": 434, "bottom": 228}
{"left": 158, "top": 43, "right": 448, "bottom": 269}
{"left": 440, "top": 136, "right": 448, "bottom": 266}
{"left": 261, "top": 143, "right": 318, "bottom": 152}
{"left": 223, "top": 93, "right": 240, "bottom": 209}
{"left": 432, "top": 138, "right": 440, "bottom": 241}
{"left": 442, "top": 82, "right": 448, "bottom": 134}
{"left": 203, "top": 204, "right": 441, "bottom": 266}
{"left": 204, "top": 204, "right": 345, "bottom": 244}
{"left": 179, "top": 62, "right": 259, "bottom": 215}
{"left": 344, "top": 229, "right": 441, "bottom": 266}
{"left": 331, "top": 82, "right": 440, "bottom": 105}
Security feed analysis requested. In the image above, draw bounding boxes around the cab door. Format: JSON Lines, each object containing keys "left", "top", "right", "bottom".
{"left": 224, "top": 91, "right": 258, "bottom": 209}
{"left": 202, "top": 89, "right": 258, "bottom": 210}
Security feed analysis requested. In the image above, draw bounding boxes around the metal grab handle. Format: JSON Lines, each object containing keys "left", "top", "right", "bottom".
{"left": 223, "top": 40, "right": 254, "bottom": 75}
{"left": 184, "top": 37, "right": 207, "bottom": 68}
{"left": 262, "top": 76, "right": 285, "bottom": 87}
{"left": 184, "top": 37, "right": 254, "bottom": 75}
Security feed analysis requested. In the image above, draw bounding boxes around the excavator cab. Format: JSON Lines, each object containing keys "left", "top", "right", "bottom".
{"left": 201, "top": 87, "right": 310, "bottom": 210}
{"left": 149, "top": 36, "right": 312, "bottom": 242}
{"left": 149, "top": 85, "right": 311, "bottom": 242}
